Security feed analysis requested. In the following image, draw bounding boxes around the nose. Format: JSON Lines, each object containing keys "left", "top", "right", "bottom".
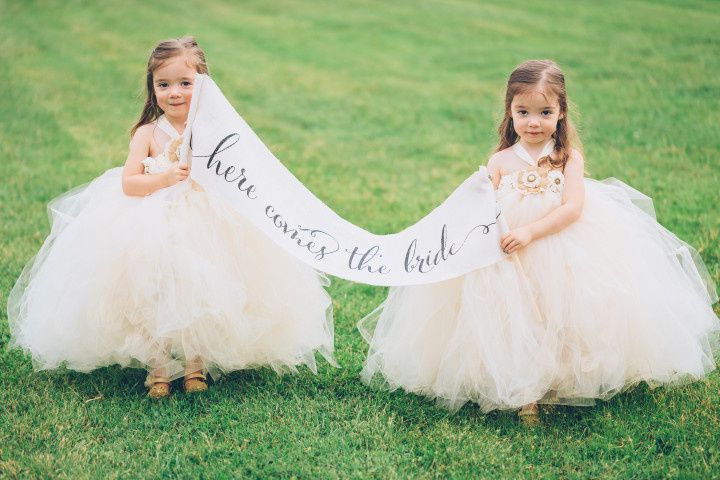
{"left": 169, "top": 86, "right": 181, "bottom": 97}
{"left": 527, "top": 116, "right": 540, "bottom": 127}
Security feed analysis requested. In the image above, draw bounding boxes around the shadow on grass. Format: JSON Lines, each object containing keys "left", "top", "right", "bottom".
{"left": 353, "top": 380, "right": 678, "bottom": 438}
{"left": 11, "top": 351, "right": 715, "bottom": 442}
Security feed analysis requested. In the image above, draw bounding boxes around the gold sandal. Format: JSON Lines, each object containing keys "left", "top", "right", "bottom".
{"left": 518, "top": 403, "right": 540, "bottom": 427}
{"left": 183, "top": 371, "right": 208, "bottom": 394}
{"left": 147, "top": 378, "right": 171, "bottom": 399}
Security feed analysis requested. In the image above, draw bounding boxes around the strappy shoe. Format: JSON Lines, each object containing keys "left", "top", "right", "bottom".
{"left": 518, "top": 403, "right": 540, "bottom": 427}
{"left": 147, "top": 378, "right": 171, "bottom": 399}
{"left": 183, "top": 371, "right": 208, "bottom": 394}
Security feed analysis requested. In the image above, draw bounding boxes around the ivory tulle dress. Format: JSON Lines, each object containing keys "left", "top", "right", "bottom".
{"left": 8, "top": 116, "right": 336, "bottom": 382}
{"left": 359, "top": 142, "right": 719, "bottom": 412}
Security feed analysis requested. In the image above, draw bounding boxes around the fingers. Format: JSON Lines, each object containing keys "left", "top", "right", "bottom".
{"left": 501, "top": 237, "right": 520, "bottom": 254}
{"left": 501, "top": 238, "right": 511, "bottom": 254}
{"left": 500, "top": 235, "right": 514, "bottom": 250}
{"left": 174, "top": 166, "right": 189, "bottom": 182}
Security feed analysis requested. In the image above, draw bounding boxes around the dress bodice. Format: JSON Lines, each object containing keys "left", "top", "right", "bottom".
{"left": 141, "top": 115, "right": 183, "bottom": 175}
{"left": 494, "top": 141, "right": 566, "bottom": 228}
{"left": 497, "top": 168, "right": 565, "bottom": 196}
{"left": 142, "top": 150, "right": 175, "bottom": 175}
{"left": 496, "top": 140, "right": 564, "bottom": 196}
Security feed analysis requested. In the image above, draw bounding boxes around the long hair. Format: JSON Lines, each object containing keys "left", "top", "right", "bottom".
{"left": 496, "top": 60, "right": 581, "bottom": 169}
{"left": 130, "top": 36, "right": 209, "bottom": 136}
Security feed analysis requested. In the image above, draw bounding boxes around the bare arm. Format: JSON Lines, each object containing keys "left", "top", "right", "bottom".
{"left": 526, "top": 152, "right": 585, "bottom": 239}
{"left": 501, "top": 151, "right": 585, "bottom": 253}
{"left": 121, "top": 126, "right": 188, "bottom": 196}
{"left": 486, "top": 152, "right": 502, "bottom": 190}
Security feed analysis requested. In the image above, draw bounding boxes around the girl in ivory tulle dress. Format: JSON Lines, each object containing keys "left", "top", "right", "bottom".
{"left": 358, "top": 60, "right": 719, "bottom": 422}
{"left": 8, "top": 37, "right": 335, "bottom": 398}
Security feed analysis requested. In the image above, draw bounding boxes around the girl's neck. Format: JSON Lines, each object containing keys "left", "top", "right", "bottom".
{"left": 518, "top": 140, "right": 545, "bottom": 162}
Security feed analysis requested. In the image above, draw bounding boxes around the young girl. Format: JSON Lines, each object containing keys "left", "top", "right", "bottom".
{"left": 358, "top": 60, "right": 719, "bottom": 422}
{"left": 8, "top": 36, "right": 335, "bottom": 398}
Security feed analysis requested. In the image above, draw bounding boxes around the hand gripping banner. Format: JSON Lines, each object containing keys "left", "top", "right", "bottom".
{"left": 182, "top": 74, "right": 504, "bottom": 286}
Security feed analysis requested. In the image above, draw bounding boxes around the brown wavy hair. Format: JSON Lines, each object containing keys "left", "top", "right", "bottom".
{"left": 131, "top": 36, "right": 209, "bottom": 136}
{"left": 496, "top": 60, "right": 581, "bottom": 170}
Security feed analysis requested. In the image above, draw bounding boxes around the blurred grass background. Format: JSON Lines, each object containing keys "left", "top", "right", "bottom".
{"left": 1, "top": 0, "right": 718, "bottom": 477}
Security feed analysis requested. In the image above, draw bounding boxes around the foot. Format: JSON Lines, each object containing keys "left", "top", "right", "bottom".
{"left": 147, "top": 378, "right": 171, "bottom": 399}
{"left": 183, "top": 371, "right": 208, "bottom": 394}
{"left": 518, "top": 403, "right": 540, "bottom": 427}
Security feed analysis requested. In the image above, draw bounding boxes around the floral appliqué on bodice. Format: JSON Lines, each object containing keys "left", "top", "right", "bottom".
{"left": 141, "top": 150, "right": 176, "bottom": 175}
{"left": 499, "top": 168, "right": 565, "bottom": 196}
{"left": 496, "top": 140, "right": 565, "bottom": 196}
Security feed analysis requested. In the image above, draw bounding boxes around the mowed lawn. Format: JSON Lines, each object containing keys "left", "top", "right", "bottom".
{"left": 1, "top": 0, "right": 719, "bottom": 478}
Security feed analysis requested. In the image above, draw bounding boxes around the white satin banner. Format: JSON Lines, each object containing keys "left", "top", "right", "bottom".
{"left": 183, "top": 74, "right": 504, "bottom": 286}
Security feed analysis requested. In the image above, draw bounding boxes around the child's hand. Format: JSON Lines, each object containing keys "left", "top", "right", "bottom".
{"left": 501, "top": 226, "right": 534, "bottom": 254}
{"left": 163, "top": 163, "right": 189, "bottom": 187}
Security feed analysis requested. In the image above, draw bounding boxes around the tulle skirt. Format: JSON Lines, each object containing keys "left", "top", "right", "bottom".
{"left": 8, "top": 168, "right": 336, "bottom": 381}
{"left": 359, "top": 178, "right": 719, "bottom": 411}
{"left": 359, "top": 257, "right": 556, "bottom": 412}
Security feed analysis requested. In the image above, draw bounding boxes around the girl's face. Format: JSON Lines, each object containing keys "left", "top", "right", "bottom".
{"left": 153, "top": 55, "right": 197, "bottom": 122}
{"left": 510, "top": 90, "right": 563, "bottom": 147}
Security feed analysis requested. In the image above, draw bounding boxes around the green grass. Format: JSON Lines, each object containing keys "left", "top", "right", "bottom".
{"left": 1, "top": 0, "right": 719, "bottom": 478}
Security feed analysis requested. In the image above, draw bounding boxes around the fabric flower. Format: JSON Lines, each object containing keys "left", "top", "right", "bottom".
{"left": 141, "top": 157, "right": 154, "bottom": 175}
{"left": 519, "top": 170, "right": 541, "bottom": 188}
{"left": 141, "top": 154, "right": 174, "bottom": 175}
{"left": 547, "top": 170, "right": 564, "bottom": 193}
{"left": 508, "top": 169, "right": 565, "bottom": 196}
{"left": 168, "top": 135, "right": 183, "bottom": 164}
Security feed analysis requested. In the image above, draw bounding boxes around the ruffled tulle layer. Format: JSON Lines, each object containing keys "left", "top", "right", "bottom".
{"left": 8, "top": 168, "right": 335, "bottom": 381}
{"left": 359, "top": 177, "right": 719, "bottom": 411}
{"left": 359, "top": 257, "right": 556, "bottom": 412}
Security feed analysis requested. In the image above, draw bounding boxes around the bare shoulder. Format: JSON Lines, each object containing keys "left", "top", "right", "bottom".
{"left": 487, "top": 147, "right": 517, "bottom": 179}
{"left": 566, "top": 148, "right": 585, "bottom": 170}
{"left": 494, "top": 146, "right": 515, "bottom": 159}
{"left": 562, "top": 148, "right": 585, "bottom": 182}
{"left": 487, "top": 147, "right": 513, "bottom": 167}
{"left": 131, "top": 124, "right": 155, "bottom": 144}
{"left": 126, "top": 124, "right": 156, "bottom": 161}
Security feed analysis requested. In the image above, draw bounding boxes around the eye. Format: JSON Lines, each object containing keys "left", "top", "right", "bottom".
{"left": 542, "top": 110, "right": 552, "bottom": 116}
{"left": 157, "top": 82, "right": 168, "bottom": 88}
{"left": 517, "top": 110, "right": 528, "bottom": 116}
{"left": 181, "top": 81, "right": 192, "bottom": 87}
